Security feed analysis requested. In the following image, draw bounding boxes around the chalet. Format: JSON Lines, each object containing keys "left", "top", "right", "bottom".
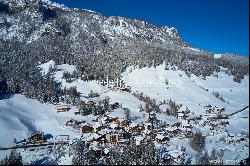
{"left": 55, "top": 135, "right": 69, "bottom": 142}
{"left": 143, "top": 123, "right": 152, "bottom": 130}
{"left": 129, "top": 123, "right": 145, "bottom": 135}
{"left": 81, "top": 123, "right": 94, "bottom": 133}
{"left": 209, "top": 121, "right": 219, "bottom": 130}
{"left": 172, "top": 122, "right": 181, "bottom": 128}
{"left": 205, "top": 105, "right": 214, "bottom": 114}
{"left": 119, "top": 85, "right": 131, "bottom": 92}
{"left": 204, "top": 104, "right": 212, "bottom": 109}
{"left": 111, "top": 102, "right": 120, "bottom": 110}
{"left": 100, "top": 116, "right": 110, "bottom": 126}
{"left": 177, "top": 106, "right": 189, "bottom": 119}
{"left": 110, "top": 120, "right": 118, "bottom": 128}
{"left": 77, "top": 101, "right": 87, "bottom": 109}
{"left": 103, "top": 148, "right": 110, "bottom": 156}
{"left": 28, "top": 132, "right": 45, "bottom": 144}
{"left": 148, "top": 112, "right": 156, "bottom": 121}
{"left": 225, "top": 134, "right": 246, "bottom": 145}
{"left": 105, "top": 130, "right": 126, "bottom": 146}
{"left": 65, "top": 119, "right": 77, "bottom": 127}
{"left": 118, "top": 119, "right": 129, "bottom": 128}
{"left": 143, "top": 130, "right": 155, "bottom": 140}
{"left": 134, "top": 136, "right": 145, "bottom": 145}
{"left": 220, "top": 120, "right": 229, "bottom": 127}
{"left": 183, "top": 129, "right": 193, "bottom": 137}
{"left": 74, "top": 111, "right": 81, "bottom": 115}
{"left": 87, "top": 133, "right": 106, "bottom": 146}
{"left": 180, "top": 120, "right": 192, "bottom": 129}
{"left": 94, "top": 149, "right": 102, "bottom": 158}
{"left": 165, "top": 127, "right": 178, "bottom": 137}
{"left": 65, "top": 119, "right": 84, "bottom": 127}
{"left": 198, "top": 119, "right": 206, "bottom": 126}
{"left": 155, "top": 134, "right": 170, "bottom": 144}
{"left": 169, "top": 150, "right": 185, "bottom": 164}
{"left": 92, "top": 122, "right": 103, "bottom": 132}
{"left": 217, "top": 107, "right": 225, "bottom": 114}
{"left": 87, "top": 90, "right": 99, "bottom": 98}
{"left": 87, "top": 100, "right": 95, "bottom": 106}
{"left": 177, "top": 112, "right": 187, "bottom": 120}
{"left": 226, "top": 137, "right": 236, "bottom": 145}
{"left": 110, "top": 117, "right": 128, "bottom": 128}
{"left": 56, "top": 105, "right": 70, "bottom": 113}
{"left": 109, "top": 117, "right": 119, "bottom": 124}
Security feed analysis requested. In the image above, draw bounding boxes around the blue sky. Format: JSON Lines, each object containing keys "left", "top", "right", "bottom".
{"left": 52, "top": 0, "right": 249, "bottom": 56}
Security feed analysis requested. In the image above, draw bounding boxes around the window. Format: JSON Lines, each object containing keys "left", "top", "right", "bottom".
{"left": 118, "top": 134, "right": 123, "bottom": 141}
{"left": 110, "top": 135, "right": 117, "bottom": 143}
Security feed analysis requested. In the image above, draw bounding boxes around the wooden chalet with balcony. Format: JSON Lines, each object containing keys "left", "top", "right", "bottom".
{"left": 27, "top": 132, "right": 45, "bottom": 144}
{"left": 56, "top": 105, "right": 71, "bottom": 113}
{"left": 81, "top": 123, "right": 94, "bottom": 133}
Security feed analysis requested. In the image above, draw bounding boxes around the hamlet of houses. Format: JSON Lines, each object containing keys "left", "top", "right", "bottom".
{"left": 14, "top": 89, "right": 248, "bottom": 164}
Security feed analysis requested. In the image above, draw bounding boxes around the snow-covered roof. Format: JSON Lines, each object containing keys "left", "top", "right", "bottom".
{"left": 181, "top": 120, "right": 190, "bottom": 126}
{"left": 81, "top": 121, "right": 93, "bottom": 127}
{"left": 110, "top": 123, "right": 118, "bottom": 129}
{"left": 86, "top": 133, "right": 102, "bottom": 141}
{"left": 108, "top": 108, "right": 126, "bottom": 119}
{"left": 103, "top": 148, "right": 110, "bottom": 154}
{"left": 97, "top": 128, "right": 110, "bottom": 135}
{"left": 92, "top": 122, "right": 101, "bottom": 129}
{"left": 177, "top": 112, "right": 184, "bottom": 116}
{"left": 169, "top": 150, "right": 183, "bottom": 158}
{"left": 144, "top": 123, "right": 152, "bottom": 126}
{"left": 155, "top": 134, "right": 165, "bottom": 140}
{"left": 142, "top": 129, "right": 149, "bottom": 134}
{"left": 178, "top": 106, "right": 187, "bottom": 112}
{"left": 106, "top": 129, "right": 124, "bottom": 134}
{"left": 130, "top": 122, "right": 140, "bottom": 128}
{"left": 135, "top": 136, "right": 144, "bottom": 141}
{"left": 57, "top": 105, "right": 70, "bottom": 109}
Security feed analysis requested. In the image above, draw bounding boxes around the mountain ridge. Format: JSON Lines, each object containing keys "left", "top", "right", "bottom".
{"left": 0, "top": 0, "right": 248, "bottom": 102}
{"left": 0, "top": 0, "right": 202, "bottom": 53}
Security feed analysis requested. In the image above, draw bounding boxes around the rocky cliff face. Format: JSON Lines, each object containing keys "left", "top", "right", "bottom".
{"left": 0, "top": 0, "right": 205, "bottom": 55}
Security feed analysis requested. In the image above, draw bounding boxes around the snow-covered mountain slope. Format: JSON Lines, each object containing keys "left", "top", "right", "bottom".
{"left": 0, "top": 94, "right": 83, "bottom": 148}
{"left": 191, "top": 68, "right": 249, "bottom": 109}
{"left": 0, "top": 61, "right": 249, "bottom": 164}
{"left": 122, "top": 64, "right": 249, "bottom": 114}
{"left": 0, "top": 0, "right": 249, "bottom": 164}
{"left": 1, "top": 61, "right": 249, "bottom": 141}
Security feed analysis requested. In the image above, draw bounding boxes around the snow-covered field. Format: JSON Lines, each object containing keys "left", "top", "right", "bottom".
{"left": 0, "top": 61, "right": 248, "bottom": 164}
